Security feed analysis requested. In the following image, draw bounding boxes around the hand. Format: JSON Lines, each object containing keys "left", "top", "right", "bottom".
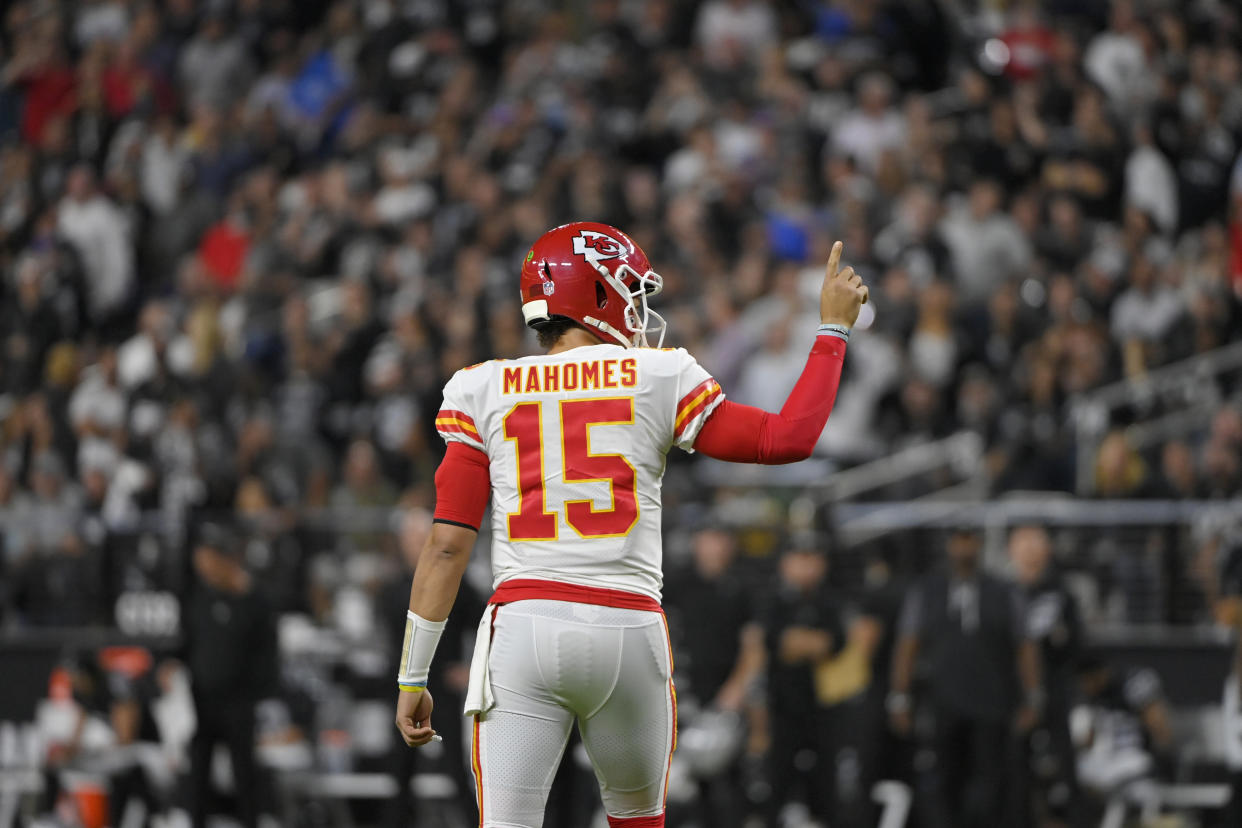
{"left": 779, "top": 627, "right": 832, "bottom": 664}
{"left": 395, "top": 688, "right": 437, "bottom": 747}
{"left": 820, "top": 240, "right": 868, "bottom": 327}
{"left": 714, "top": 681, "right": 746, "bottom": 712}
{"left": 1014, "top": 703, "right": 1040, "bottom": 734}
{"left": 889, "top": 709, "right": 912, "bottom": 737}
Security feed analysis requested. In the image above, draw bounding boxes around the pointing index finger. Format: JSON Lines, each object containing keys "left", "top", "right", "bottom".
{"left": 826, "top": 241, "right": 843, "bottom": 280}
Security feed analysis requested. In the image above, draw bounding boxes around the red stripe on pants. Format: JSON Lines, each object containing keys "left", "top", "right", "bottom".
{"left": 606, "top": 816, "right": 664, "bottom": 827}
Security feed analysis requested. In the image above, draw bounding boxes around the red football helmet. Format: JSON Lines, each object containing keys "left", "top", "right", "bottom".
{"left": 519, "top": 222, "right": 666, "bottom": 348}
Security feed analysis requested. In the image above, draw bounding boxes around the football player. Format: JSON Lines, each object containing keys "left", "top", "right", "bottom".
{"left": 393, "top": 222, "right": 867, "bottom": 828}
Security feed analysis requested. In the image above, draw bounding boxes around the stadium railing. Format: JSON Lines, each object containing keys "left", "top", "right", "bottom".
{"left": 1069, "top": 340, "right": 1242, "bottom": 495}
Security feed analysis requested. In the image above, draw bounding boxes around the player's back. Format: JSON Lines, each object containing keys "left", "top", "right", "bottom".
{"left": 436, "top": 344, "right": 722, "bottom": 600}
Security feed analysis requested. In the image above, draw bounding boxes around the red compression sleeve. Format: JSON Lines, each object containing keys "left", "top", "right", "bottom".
{"left": 693, "top": 335, "right": 847, "bottom": 465}
{"left": 432, "top": 442, "right": 490, "bottom": 530}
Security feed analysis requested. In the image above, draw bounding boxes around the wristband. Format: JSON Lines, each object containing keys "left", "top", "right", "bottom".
{"left": 397, "top": 611, "right": 446, "bottom": 690}
{"left": 817, "top": 323, "right": 850, "bottom": 342}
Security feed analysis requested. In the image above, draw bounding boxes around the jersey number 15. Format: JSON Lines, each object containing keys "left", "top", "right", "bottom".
{"left": 502, "top": 398, "right": 638, "bottom": 541}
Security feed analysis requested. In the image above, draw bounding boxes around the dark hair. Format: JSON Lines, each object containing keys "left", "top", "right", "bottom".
{"left": 1075, "top": 653, "right": 1108, "bottom": 676}
{"left": 535, "top": 317, "right": 584, "bottom": 349}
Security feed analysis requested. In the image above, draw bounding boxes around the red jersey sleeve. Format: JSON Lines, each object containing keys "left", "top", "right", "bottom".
{"left": 432, "top": 442, "right": 490, "bottom": 531}
{"left": 693, "top": 334, "right": 846, "bottom": 464}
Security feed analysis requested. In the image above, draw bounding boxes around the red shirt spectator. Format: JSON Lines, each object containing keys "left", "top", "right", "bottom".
{"left": 198, "top": 214, "right": 250, "bottom": 293}
{"left": 102, "top": 41, "right": 176, "bottom": 118}
{"left": 1000, "top": 9, "right": 1056, "bottom": 81}
{"left": 19, "top": 58, "right": 77, "bottom": 145}
{"left": 1231, "top": 221, "right": 1242, "bottom": 298}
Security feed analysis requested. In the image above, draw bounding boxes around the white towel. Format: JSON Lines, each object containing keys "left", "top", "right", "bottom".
{"left": 463, "top": 605, "right": 499, "bottom": 717}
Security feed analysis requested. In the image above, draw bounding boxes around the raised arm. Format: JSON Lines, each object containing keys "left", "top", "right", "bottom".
{"left": 694, "top": 241, "right": 867, "bottom": 464}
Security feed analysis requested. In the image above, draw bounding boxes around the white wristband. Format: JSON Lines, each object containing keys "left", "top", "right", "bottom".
{"left": 397, "top": 610, "right": 446, "bottom": 690}
{"left": 817, "top": 323, "right": 850, "bottom": 341}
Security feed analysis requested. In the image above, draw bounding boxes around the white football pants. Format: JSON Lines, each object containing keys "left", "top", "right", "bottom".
{"left": 469, "top": 599, "right": 676, "bottom": 828}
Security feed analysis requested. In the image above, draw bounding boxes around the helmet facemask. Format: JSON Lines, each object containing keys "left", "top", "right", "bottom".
{"left": 589, "top": 263, "right": 666, "bottom": 348}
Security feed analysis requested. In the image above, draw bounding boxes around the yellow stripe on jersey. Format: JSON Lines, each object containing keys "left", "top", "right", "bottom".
{"left": 436, "top": 417, "right": 481, "bottom": 435}
{"left": 434, "top": 417, "right": 476, "bottom": 431}
{"left": 674, "top": 382, "right": 720, "bottom": 429}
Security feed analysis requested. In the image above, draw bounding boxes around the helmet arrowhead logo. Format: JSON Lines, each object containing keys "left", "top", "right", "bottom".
{"left": 572, "top": 230, "right": 626, "bottom": 268}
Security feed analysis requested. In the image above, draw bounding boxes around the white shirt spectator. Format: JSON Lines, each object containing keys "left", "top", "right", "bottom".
{"left": 909, "top": 330, "right": 958, "bottom": 387}
{"left": 1125, "top": 143, "right": 1177, "bottom": 235}
{"left": 695, "top": 0, "right": 778, "bottom": 68}
{"left": 1084, "top": 30, "right": 1149, "bottom": 112}
{"left": 831, "top": 107, "right": 906, "bottom": 175}
{"left": 58, "top": 191, "right": 135, "bottom": 320}
{"left": 74, "top": 0, "right": 129, "bottom": 46}
{"left": 179, "top": 26, "right": 254, "bottom": 111}
{"left": 140, "top": 127, "right": 189, "bottom": 215}
{"left": 1111, "top": 281, "right": 1183, "bottom": 343}
{"left": 69, "top": 365, "right": 127, "bottom": 434}
{"left": 733, "top": 328, "right": 806, "bottom": 413}
{"left": 939, "top": 191, "right": 1032, "bottom": 303}
{"left": 116, "top": 333, "right": 159, "bottom": 390}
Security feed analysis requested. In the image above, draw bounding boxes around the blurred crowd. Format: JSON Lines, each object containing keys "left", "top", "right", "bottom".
{"left": 1, "top": 0, "right": 1242, "bottom": 825}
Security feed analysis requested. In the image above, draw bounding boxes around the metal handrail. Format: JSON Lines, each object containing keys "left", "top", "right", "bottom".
{"left": 834, "top": 497, "right": 1241, "bottom": 535}
{"left": 1071, "top": 341, "right": 1242, "bottom": 493}
{"left": 819, "top": 430, "right": 985, "bottom": 501}
{"left": 1072, "top": 340, "right": 1242, "bottom": 410}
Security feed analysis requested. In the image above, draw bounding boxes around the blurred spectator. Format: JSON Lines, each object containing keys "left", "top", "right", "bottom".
{"left": 9, "top": 449, "right": 84, "bottom": 557}
{"left": 837, "top": 546, "right": 911, "bottom": 826}
{"left": 757, "top": 539, "right": 844, "bottom": 826}
{"left": 177, "top": 10, "right": 253, "bottom": 112}
{"left": 12, "top": 528, "right": 104, "bottom": 628}
{"left": 694, "top": 0, "right": 778, "bottom": 71}
{"left": 1010, "top": 525, "right": 1083, "bottom": 826}
{"left": 1083, "top": 0, "right": 1152, "bottom": 114}
{"left": 1110, "top": 252, "right": 1183, "bottom": 362}
{"left": 831, "top": 72, "right": 906, "bottom": 176}
{"left": 332, "top": 437, "right": 398, "bottom": 553}
{"left": 1073, "top": 656, "right": 1175, "bottom": 819}
{"left": 1155, "top": 440, "right": 1200, "bottom": 499}
{"left": 1224, "top": 623, "right": 1242, "bottom": 828}
{"left": 940, "top": 179, "right": 1031, "bottom": 305}
{"left": 64, "top": 647, "right": 173, "bottom": 826}
{"left": 665, "top": 528, "right": 764, "bottom": 828}
{"left": 56, "top": 164, "right": 134, "bottom": 329}
{"left": 182, "top": 524, "right": 276, "bottom": 828}
{"left": 889, "top": 528, "right": 1042, "bottom": 828}
{"left": 1094, "top": 431, "right": 1155, "bottom": 498}
{"left": 1125, "top": 122, "right": 1178, "bottom": 236}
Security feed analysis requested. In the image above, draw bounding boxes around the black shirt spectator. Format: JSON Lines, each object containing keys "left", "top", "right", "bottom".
{"left": 1075, "top": 657, "right": 1175, "bottom": 801}
{"left": 182, "top": 525, "right": 276, "bottom": 828}
{"left": 1010, "top": 525, "right": 1083, "bottom": 821}
{"left": 896, "top": 561, "right": 1029, "bottom": 724}
{"left": 890, "top": 528, "right": 1041, "bottom": 828}
{"left": 665, "top": 528, "right": 759, "bottom": 706}
{"left": 758, "top": 543, "right": 845, "bottom": 824}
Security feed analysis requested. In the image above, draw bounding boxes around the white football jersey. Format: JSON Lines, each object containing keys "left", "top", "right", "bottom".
{"left": 435, "top": 344, "right": 724, "bottom": 600}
